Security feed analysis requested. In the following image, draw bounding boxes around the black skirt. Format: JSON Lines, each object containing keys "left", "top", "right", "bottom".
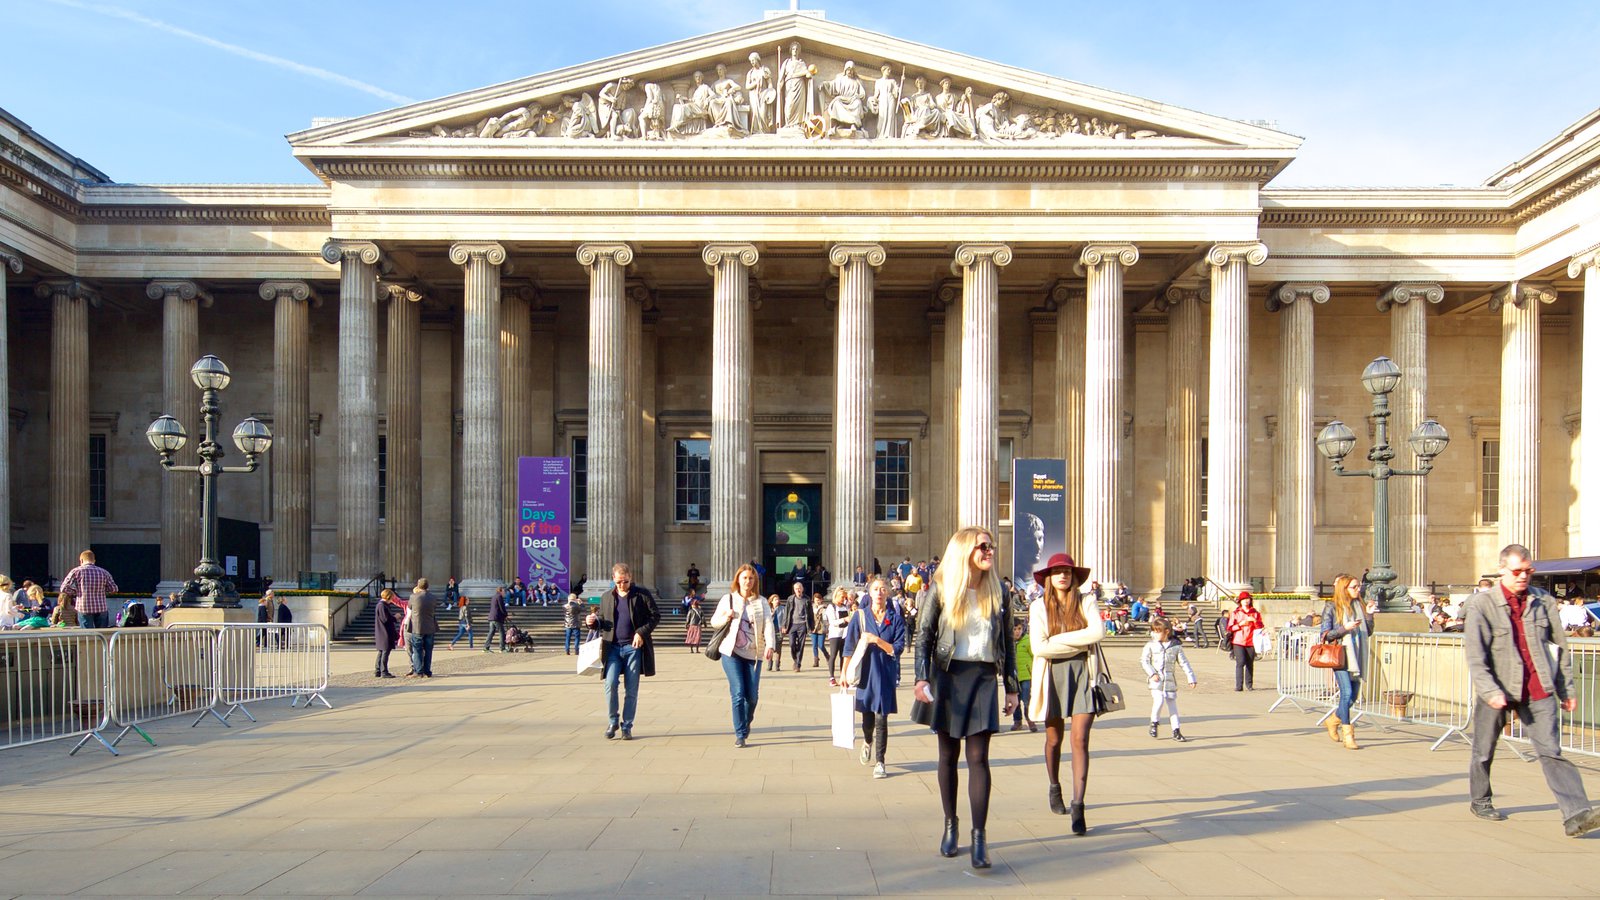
{"left": 911, "top": 658, "right": 1000, "bottom": 738}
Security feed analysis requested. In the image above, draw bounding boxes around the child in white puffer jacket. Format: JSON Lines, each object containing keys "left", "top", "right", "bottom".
{"left": 1140, "top": 618, "right": 1198, "bottom": 741}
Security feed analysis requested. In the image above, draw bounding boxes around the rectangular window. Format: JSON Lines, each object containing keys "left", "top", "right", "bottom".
{"left": 1200, "top": 438, "right": 1209, "bottom": 526}
{"left": 573, "top": 436, "right": 588, "bottom": 523}
{"left": 998, "top": 438, "right": 1014, "bottom": 523}
{"left": 674, "top": 438, "right": 711, "bottom": 523}
{"left": 874, "top": 439, "right": 911, "bottom": 523}
{"left": 377, "top": 435, "right": 387, "bottom": 523}
{"left": 1480, "top": 439, "right": 1500, "bottom": 525}
{"left": 88, "top": 433, "right": 108, "bottom": 520}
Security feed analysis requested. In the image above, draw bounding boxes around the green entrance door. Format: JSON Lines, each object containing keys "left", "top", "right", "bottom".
{"left": 763, "top": 484, "right": 822, "bottom": 596}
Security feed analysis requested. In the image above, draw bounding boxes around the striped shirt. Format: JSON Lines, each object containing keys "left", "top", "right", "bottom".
{"left": 60, "top": 563, "right": 118, "bottom": 615}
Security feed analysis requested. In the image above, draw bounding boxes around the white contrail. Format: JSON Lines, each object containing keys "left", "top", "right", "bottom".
{"left": 44, "top": 0, "right": 415, "bottom": 105}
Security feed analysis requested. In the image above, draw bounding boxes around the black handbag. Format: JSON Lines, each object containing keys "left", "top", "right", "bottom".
{"left": 1091, "top": 644, "right": 1126, "bottom": 715}
{"left": 703, "top": 595, "right": 733, "bottom": 661}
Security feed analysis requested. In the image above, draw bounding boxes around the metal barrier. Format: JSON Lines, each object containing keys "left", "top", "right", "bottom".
{"left": 106, "top": 625, "right": 223, "bottom": 746}
{"left": 1356, "top": 632, "right": 1472, "bottom": 750}
{"left": 0, "top": 630, "right": 115, "bottom": 756}
{"left": 1267, "top": 627, "right": 1337, "bottom": 716}
{"left": 210, "top": 623, "right": 332, "bottom": 723}
{"left": 1502, "top": 636, "right": 1600, "bottom": 760}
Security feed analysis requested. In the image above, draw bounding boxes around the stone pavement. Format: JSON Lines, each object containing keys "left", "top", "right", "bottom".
{"left": 2, "top": 637, "right": 1597, "bottom": 898}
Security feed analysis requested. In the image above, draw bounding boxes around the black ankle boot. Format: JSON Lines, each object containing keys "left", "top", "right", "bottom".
{"left": 1070, "top": 802, "right": 1087, "bottom": 835}
{"left": 939, "top": 818, "right": 959, "bottom": 857}
{"left": 970, "top": 828, "right": 990, "bottom": 868}
{"left": 1048, "top": 783, "right": 1066, "bottom": 815}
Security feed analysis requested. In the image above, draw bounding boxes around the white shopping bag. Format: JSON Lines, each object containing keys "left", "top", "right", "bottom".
{"left": 831, "top": 687, "right": 857, "bottom": 750}
{"left": 1252, "top": 628, "right": 1270, "bottom": 656}
{"left": 575, "top": 637, "right": 605, "bottom": 677}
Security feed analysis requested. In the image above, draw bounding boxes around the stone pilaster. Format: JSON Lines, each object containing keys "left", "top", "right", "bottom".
{"left": 259, "top": 281, "right": 316, "bottom": 585}
{"left": 937, "top": 280, "right": 962, "bottom": 544}
{"left": 1051, "top": 281, "right": 1086, "bottom": 558}
{"left": 0, "top": 248, "right": 20, "bottom": 575}
{"left": 578, "top": 242, "right": 635, "bottom": 592}
{"left": 501, "top": 285, "right": 532, "bottom": 584}
{"left": 451, "top": 242, "right": 507, "bottom": 597}
{"left": 704, "top": 243, "right": 760, "bottom": 596}
{"left": 1269, "top": 283, "right": 1329, "bottom": 594}
{"left": 321, "top": 240, "right": 382, "bottom": 591}
{"left": 830, "top": 243, "right": 885, "bottom": 580}
{"left": 1205, "top": 242, "right": 1268, "bottom": 593}
{"left": 1159, "top": 285, "right": 1206, "bottom": 598}
{"left": 1571, "top": 248, "right": 1600, "bottom": 554}
{"left": 1078, "top": 244, "right": 1137, "bottom": 586}
{"left": 148, "top": 281, "right": 210, "bottom": 593}
{"left": 953, "top": 243, "right": 1012, "bottom": 536}
{"left": 36, "top": 280, "right": 98, "bottom": 581}
{"left": 383, "top": 283, "right": 424, "bottom": 586}
{"left": 1491, "top": 282, "right": 1557, "bottom": 556}
{"left": 1378, "top": 282, "right": 1443, "bottom": 598}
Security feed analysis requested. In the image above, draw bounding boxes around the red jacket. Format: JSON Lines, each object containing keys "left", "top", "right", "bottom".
{"left": 1229, "top": 607, "right": 1264, "bottom": 647}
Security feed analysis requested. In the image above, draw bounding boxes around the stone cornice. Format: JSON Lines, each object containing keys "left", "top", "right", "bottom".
{"left": 78, "top": 205, "right": 332, "bottom": 225}
{"left": 1258, "top": 207, "right": 1513, "bottom": 228}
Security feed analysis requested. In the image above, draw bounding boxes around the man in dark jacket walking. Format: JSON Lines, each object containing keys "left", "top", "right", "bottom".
{"left": 585, "top": 563, "right": 659, "bottom": 740}
{"left": 485, "top": 587, "right": 508, "bottom": 652}
{"left": 406, "top": 578, "right": 440, "bottom": 677}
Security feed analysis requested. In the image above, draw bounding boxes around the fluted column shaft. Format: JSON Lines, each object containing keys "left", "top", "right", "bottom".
{"left": 939, "top": 282, "right": 962, "bottom": 543}
{"left": 1205, "top": 243, "right": 1268, "bottom": 592}
{"left": 1381, "top": 283, "right": 1443, "bottom": 597}
{"left": 501, "top": 287, "right": 532, "bottom": 583}
{"left": 321, "top": 240, "right": 382, "bottom": 591}
{"left": 39, "top": 280, "right": 94, "bottom": 580}
{"left": 150, "top": 281, "right": 206, "bottom": 589}
{"left": 260, "top": 281, "right": 314, "bottom": 584}
{"left": 384, "top": 284, "right": 424, "bottom": 585}
{"left": 705, "top": 244, "right": 759, "bottom": 591}
{"left": 0, "top": 249, "right": 20, "bottom": 575}
{"left": 954, "top": 244, "right": 1012, "bottom": 536}
{"left": 1161, "top": 286, "right": 1204, "bottom": 596}
{"left": 831, "top": 244, "right": 884, "bottom": 578}
{"left": 1053, "top": 284, "right": 1086, "bottom": 558}
{"left": 1079, "top": 245, "right": 1137, "bottom": 585}
{"left": 453, "top": 242, "right": 507, "bottom": 596}
{"left": 1271, "top": 283, "right": 1328, "bottom": 593}
{"left": 1572, "top": 251, "right": 1600, "bottom": 553}
{"left": 624, "top": 285, "right": 645, "bottom": 573}
{"left": 579, "top": 243, "right": 635, "bottom": 589}
{"left": 1495, "top": 283, "right": 1556, "bottom": 555}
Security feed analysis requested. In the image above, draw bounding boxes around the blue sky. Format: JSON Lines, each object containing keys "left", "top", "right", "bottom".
{"left": 6, "top": 0, "right": 1598, "bottom": 187}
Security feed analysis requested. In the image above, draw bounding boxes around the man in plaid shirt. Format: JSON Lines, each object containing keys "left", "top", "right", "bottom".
{"left": 60, "top": 549, "right": 118, "bottom": 628}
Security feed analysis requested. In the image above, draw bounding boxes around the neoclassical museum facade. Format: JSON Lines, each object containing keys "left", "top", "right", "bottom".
{"left": 2, "top": 13, "right": 1597, "bottom": 598}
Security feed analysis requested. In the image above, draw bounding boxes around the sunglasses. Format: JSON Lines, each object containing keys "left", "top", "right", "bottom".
{"left": 975, "top": 542, "right": 996, "bottom": 554}
{"left": 1507, "top": 567, "right": 1534, "bottom": 576}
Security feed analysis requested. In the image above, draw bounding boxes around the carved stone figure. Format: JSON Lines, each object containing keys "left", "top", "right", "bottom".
{"left": 901, "top": 76, "right": 939, "bottom": 139}
{"left": 935, "top": 79, "right": 975, "bottom": 139}
{"left": 777, "top": 42, "right": 815, "bottom": 131}
{"left": 478, "top": 104, "right": 541, "bottom": 138}
{"left": 668, "top": 72, "right": 713, "bottom": 136}
{"left": 975, "top": 91, "right": 1012, "bottom": 141}
{"left": 745, "top": 51, "right": 775, "bottom": 134}
{"left": 561, "top": 93, "right": 598, "bottom": 139}
{"left": 869, "top": 64, "right": 900, "bottom": 141}
{"left": 641, "top": 82, "right": 667, "bottom": 141}
{"left": 708, "top": 62, "right": 750, "bottom": 134}
{"left": 819, "top": 60, "right": 868, "bottom": 138}
{"left": 598, "top": 77, "right": 637, "bottom": 140}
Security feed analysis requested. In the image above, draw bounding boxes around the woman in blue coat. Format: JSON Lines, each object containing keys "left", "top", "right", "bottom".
{"left": 843, "top": 576, "right": 906, "bottom": 779}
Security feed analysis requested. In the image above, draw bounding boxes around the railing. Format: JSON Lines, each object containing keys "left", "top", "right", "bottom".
{"left": 211, "top": 624, "right": 332, "bottom": 723}
{"left": 1, "top": 630, "right": 114, "bottom": 756}
{"left": 1355, "top": 631, "right": 1473, "bottom": 750}
{"left": 1267, "top": 626, "right": 1336, "bottom": 717}
{"left": 1502, "top": 636, "right": 1600, "bottom": 760}
{"left": 105, "top": 625, "right": 223, "bottom": 747}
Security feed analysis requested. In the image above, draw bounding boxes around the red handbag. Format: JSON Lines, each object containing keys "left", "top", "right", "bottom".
{"left": 1308, "top": 640, "right": 1346, "bottom": 669}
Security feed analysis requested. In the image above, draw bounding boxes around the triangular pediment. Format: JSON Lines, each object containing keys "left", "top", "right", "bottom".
{"left": 291, "top": 15, "right": 1298, "bottom": 165}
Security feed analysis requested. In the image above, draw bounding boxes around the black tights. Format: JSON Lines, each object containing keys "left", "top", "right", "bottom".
{"left": 825, "top": 638, "right": 844, "bottom": 678}
{"left": 1044, "top": 714, "right": 1094, "bottom": 804}
{"left": 861, "top": 711, "right": 888, "bottom": 763}
{"left": 936, "top": 731, "right": 993, "bottom": 829}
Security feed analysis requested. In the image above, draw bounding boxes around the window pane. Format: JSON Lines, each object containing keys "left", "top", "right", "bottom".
{"left": 874, "top": 439, "right": 911, "bottom": 523}
{"left": 573, "top": 436, "right": 588, "bottom": 523}
{"left": 88, "top": 434, "right": 108, "bottom": 520}
{"left": 1481, "top": 439, "right": 1500, "bottom": 525}
{"left": 675, "top": 439, "right": 711, "bottom": 523}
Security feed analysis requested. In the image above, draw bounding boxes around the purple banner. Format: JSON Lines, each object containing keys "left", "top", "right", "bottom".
{"left": 518, "top": 456, "right": 572, "bottom": 595}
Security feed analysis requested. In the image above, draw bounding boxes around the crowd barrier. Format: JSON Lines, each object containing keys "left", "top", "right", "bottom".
{"left": 1, "top": 623, "right": 331, "bottom": 756}
{"left": 1502, "top": 636, "right": 1600, "bottom": 760}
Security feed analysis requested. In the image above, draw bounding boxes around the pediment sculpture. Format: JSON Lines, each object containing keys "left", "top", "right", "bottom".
{"left": 408, "top": 43, "right": 1171, "bottom": 145}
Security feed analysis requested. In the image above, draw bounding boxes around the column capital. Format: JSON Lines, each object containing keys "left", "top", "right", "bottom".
{"left": 145, "top": 279, "right": 214, "bottom": 307}
{"left": 1376, "top": 282, "right": 1443, "bottom": 312}
{"left": 931, "top": 278, "right": 961, "bottom": 311}
{"left": 33, "top": 278, "right": 101, "bottom": 306}
{"left": 0, "top": 245, "right": 21, "bottom": 274}
{"left": 828, "top": 242, "right": 886, "bottom": 274}
{"left": 575, "top": 241, "right": 635, "bottom": 269}
{"left": 1205, "top": 241, "right": 1269, "bottom": 268}
{"left": 449, "top": 241, "right": 507, "bottom": 266}
{"left": 1568, "top": 243, "right": 1600, "bottom": 278}
{"left": 258, "top": 280, "right": 320, "bottom": 307}
{"left": 1157, "top": 283, "right": 1209, "bottom": 312}
{"left": 320, "top": 239, "right": 382, "bottom": 266}
{"left": 1078, "top": 243, "right": 1139, "bottom": 270}
{"left": 701, "top": 242, "right": 760, "bottom": 270}
{"left": 625, "top": 278, "right": 655, "bottom": 308}
{"left": 951, "top": 242, "right": 1012, "bottom": 275}
{"left": 382, "top": 283, "right": 424, "bottom": 304}
{"left": 1046, "top": 279, "right": 1085, "bottom": 310}
{"left": 1267, "top": 282, "right": 1330, "bottom": 312}
{"left": 1489, "top": 281, "right": 1557, "bottom": 312}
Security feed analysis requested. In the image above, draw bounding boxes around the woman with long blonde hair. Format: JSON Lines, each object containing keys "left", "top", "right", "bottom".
{"left": 910, "top": 526, "right": 1018, "bottom": 870}
{"left": 1027, "top": 553, "right": 1101, "bottom": 834}
{"left": 1321, "top": 573, "right": 1370, "bottom": 750}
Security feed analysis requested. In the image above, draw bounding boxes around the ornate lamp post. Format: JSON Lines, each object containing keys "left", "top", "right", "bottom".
{"left": 1315, "top": 356, "right": 1450, "bottom": 613}
{"left": 146, "top": 355, "right": 272, "bottom": 608}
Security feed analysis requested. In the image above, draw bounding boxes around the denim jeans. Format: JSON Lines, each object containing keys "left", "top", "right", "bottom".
{"left": 1333, "top": 669, "right": 1359, "bottom": 724}
{"left": 80, "top": 611, "right": 110, "bottom": 629}
{"left": 720, "top": 654, "right": 762, "bottom": 740}
{"left": 564, "top": 626, "right": 582, "bottom": 653}
{"left": 811, "top": 633, "right": 824, "bottom": 660}
{"left": 407, "top": 633, "right": 435, "bottom": 676}
{"left": 1014, "top": 678, "right": 1032, "bottom": 724}
{"left": 1471, "top": 696, "right": 1591, "bottom": 819}
{"left": 604, "top": 643, "right": 644, "bottom": 730}
{"left": 450, "top": 622, "right": 474, "bottom": 649}
{"left": 484, "top": 621, "right": 507, "bottom": 650}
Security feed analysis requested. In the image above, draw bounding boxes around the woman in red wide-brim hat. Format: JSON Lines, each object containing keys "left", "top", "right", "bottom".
{"left": 1027, "top": 552, "right": 1102, "bottom": 836}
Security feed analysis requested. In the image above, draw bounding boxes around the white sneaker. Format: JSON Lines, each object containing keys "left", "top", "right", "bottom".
{"left": 872, "top": 762, "right": 887, "bottom": 779}
{"left": 859, "top": 740, "right": 873, "bottom": 765}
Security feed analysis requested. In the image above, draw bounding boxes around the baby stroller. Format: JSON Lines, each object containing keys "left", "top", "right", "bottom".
{"left": 504, "top": 625, "right": 536, "bottom": 652}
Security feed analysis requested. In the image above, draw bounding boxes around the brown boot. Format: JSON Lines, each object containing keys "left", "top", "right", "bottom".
{"left": 1339, "top": 723, "right": 1361, "bottom": 750}
{"left": 1326, "top": 716, "right": 1342, "bottom": 742}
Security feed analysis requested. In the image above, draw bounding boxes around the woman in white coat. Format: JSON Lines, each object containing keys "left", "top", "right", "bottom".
{"left": 711, "top": 563, "right": 778, "bottom": 748}
{"left": 1027, "top": 553, "right": 1102, "bottom": 835}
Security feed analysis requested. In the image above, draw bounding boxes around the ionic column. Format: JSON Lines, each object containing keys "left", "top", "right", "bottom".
{"left": 704, "top": 243, "right": 760, "bottom": 596}
{"left": 937, "top": 280, "right": 962, "bottom": 543}
{"left": 501, "top": 285, "right": 533, "bottom": 584}
{"left": 1379, "top": 283, "right": 1443, "bottom": 598}
{"left": 954, "top": 243, "right": 1012, "bottom": 535}
{"left": 259, "top": 281, "right": 316, "bottom": 585}
{"left": 1571, "top": 248, "right": 1600, "bottom": 554}
{"left": 1269, "top": 283, "right": 1329, "bottom": 593}
{"left": 148, "top": 281, "right": 210, "bottom": 593}
{"left": 1159, "top": 285, "right": 1206, "bottom": 598}
{"left": 1051, "top": 281, "right": 1086, "bottom": 557}
{"left": 624, "top": 281, "right": 648, "bottom": 574}
{"left": 830, "top": 243, "right": 885, "bottom": 580}
{"left": 0, "top": 248, "right": 20, "bottom": 575}
{"left": 452, "top": 242, "right": 507, "bottom": 597}
{"left": 1078, "top": 244, "right": 1137, "bottom": 585}
{"left": 1205, "top": 242, "right": 1268, "bottom": 593}
{"left": 383, "top": 283, "right": 424, "bottom": 585}
{"left": 578, "top": 242, "right": 635, "bottom": 590}
{"left": 1492, "top": 282, "right": 1557, "bottom": 556}
{"left": 37, "top": 280, "right": 97, "bottom": 581}
{"left": 321, "top": 240, "right": 382, "bottom": 591}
